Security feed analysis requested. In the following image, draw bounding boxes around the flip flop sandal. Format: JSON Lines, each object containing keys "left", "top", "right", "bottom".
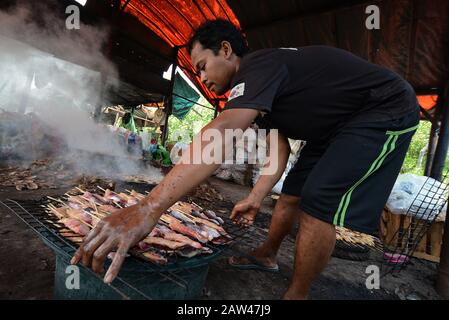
{"left": 228, "top": 256, "right": 280, "bottom": 273}
{"left": 383, "top": 252, "right": 410, "bottom": 266}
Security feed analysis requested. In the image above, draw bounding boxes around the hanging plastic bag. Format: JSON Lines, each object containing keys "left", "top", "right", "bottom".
{"left": 386, "top": 173, "right": 448, "bottom": 220}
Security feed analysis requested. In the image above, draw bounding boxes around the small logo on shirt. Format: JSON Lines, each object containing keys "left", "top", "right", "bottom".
{"left": 228, "top": 82, "right": 245, "bottom": 102}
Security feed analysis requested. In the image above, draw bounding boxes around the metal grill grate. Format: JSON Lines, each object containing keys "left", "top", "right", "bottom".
{"left": 0, "top": 196, "right": 270, "bottom": 299}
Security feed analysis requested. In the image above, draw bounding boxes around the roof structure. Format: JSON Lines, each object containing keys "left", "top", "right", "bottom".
{"left": 2, "top": 0, "right": 448, "bottom": 108}
{"left": 120, "top": 0, "right": 449, "bottom": 107}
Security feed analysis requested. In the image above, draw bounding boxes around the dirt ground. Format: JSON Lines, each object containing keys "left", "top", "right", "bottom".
{"left": 0, "top": 177, "right": 444, "bottom": 300}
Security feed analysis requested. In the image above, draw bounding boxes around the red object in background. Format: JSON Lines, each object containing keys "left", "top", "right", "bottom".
{"left": 121, "top": 0, "right": 239, "bottom": 109}
{"left": 123, "top": 1, "right": 441, "bottom": 116}
{"left": 418, "top": 95, "right": 438, "bottom": 110}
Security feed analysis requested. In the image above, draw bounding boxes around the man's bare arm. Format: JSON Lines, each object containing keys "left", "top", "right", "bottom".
{"left": 71, "top": 108, "right": 260, "bottom": 283}
{"left": 248, "top": 131, "right": 290, "bottom": 203}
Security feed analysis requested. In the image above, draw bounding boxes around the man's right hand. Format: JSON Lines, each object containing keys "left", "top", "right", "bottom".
{"left": 230, "top": 197, "right": 261, "bottom": 226}
{"left": 70, "top": 202, "right": 159, "bottom": 284}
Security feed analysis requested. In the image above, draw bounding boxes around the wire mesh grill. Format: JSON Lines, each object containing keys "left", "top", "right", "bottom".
{"left": 0, "top": 198, "right": 197, "bottom": 299}
{"left": 0, "top": 195, "right": 269, "bottom": 299}
{"left": 381, "top": 171, "right": 448, "bottom": 275}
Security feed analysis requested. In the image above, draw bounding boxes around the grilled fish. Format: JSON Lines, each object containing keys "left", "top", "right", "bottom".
{"left": 143, "top": 236, "right": 187, "bottom": 250}
{"left": 169, "top": 209, "right": 196, "bottom": 224}
{"left": 130, "top": 190, "right": 146, "bottom": 200}
{"left": 163, "top": 232, "right": 204, "bottom": 250}
{"left": 59, "top": 218, "right": 90, "bottom": 236}
{"left": 203, "top": 209, "right": 224, "bottom": 225}
{"left": 103, "top": 189, "right": 125, "bottom": 204}
{"left": 49, "top": 206, "right": 67, "bottom": 219}
{"left": 65, "top": 208, "right": 92, "bottom": 224}
{"left": 142, "top": 250, "right": 168, "bottom": 264}
{"left": 166, "top": 219, "right": 209, "bottom": 244}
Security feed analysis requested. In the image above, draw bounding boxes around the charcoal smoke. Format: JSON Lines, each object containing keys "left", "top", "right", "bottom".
{"left": 0, "top": 2, "right": 163, "bottom": 183}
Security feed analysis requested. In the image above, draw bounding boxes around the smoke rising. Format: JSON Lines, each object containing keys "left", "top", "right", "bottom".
{"left": 0, "top": 2, "right": 163, "bottom": 184}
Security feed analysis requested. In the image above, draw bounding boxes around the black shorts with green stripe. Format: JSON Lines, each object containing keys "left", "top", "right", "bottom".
{"left": 282, "top": 109, "right": 420, "bottom": 235}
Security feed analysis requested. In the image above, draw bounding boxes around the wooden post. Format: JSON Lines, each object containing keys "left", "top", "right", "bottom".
{"left": 213, "top": 99, "right": 219, "bottom": 119}
{"left": 114, "top": 110, "right": 120, "bottom": 126}
{"left": 430, "top": 84, "right": 449, "bottom": 181}
{"left": 162, "top": 47, "right": 179, "bottom": 145}
{"left": 425, "top": 95, "right": 444, "bottom": 176}
{"left": 436, "top": 209, "right": 449, "bottom": 299}
{"left": 435, "top": 83, "right": 449, "bottom": 298}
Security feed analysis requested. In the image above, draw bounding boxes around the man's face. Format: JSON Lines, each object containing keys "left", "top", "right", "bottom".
{"left": 190, "top": 41, "right": 236, "bottom": 96}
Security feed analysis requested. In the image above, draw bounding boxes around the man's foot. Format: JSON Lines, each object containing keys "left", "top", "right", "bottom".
{"left": 228, "top": 248, "right": 279, "bottom": 273}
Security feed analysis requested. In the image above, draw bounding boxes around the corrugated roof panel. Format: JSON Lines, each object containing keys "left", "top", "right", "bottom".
{"left": 121, "top": 0, "right": 241, "bottom": 106}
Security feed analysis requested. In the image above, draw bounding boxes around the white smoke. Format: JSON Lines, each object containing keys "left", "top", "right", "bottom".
{"left": 0, "top": 2, "right": 163, "bottom": 183}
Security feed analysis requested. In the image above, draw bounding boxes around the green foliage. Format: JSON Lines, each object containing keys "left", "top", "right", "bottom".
{"left": 401, "top": 120, "right": 449, "bottom": 181}
{"left": 167, "top": 96, "right": 215, "bottom": 143}
{"left": 168, "top": 113, "right": 448, "bottom": 180}
{"left": 401, "top": 120, "right": 431, "bottom": 175}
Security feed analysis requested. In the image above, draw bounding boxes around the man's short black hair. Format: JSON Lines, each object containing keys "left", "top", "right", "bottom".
{"left": 187, "top": 19, "right": 249, "bottom": 57}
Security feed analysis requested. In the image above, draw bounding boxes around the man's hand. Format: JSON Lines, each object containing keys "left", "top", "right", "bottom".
{"left": 70, "top": 203, "right": 158, "bottom": 284}
{"left": 230, "top": 197, "right": 261, "bottom": 226}
{"left": 68, "top": 108, "right": 259, "bottom": 284}
{"left": 229, "top": 131, "right": 290, "bottom": 226}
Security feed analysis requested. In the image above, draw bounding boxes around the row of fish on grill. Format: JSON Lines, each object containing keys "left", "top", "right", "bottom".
{"left": 45, "top": 187, "right": 231, "bottom": 264}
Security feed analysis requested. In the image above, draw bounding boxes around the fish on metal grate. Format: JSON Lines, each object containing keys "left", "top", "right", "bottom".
{"left": 44, "top": 187, "right": 235, "bottom": 266}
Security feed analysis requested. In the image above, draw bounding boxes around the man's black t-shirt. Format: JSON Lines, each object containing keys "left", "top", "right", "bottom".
{"left": 224, "top": 46, "right": 418, "bottom": 143}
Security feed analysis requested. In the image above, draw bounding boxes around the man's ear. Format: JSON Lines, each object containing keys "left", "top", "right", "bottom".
{"left": 221, "top": 41, "right": 233, "bottom": 59}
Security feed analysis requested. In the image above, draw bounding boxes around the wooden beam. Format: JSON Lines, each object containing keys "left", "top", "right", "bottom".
{"left": 436, "top": 204, "right": 449, "bottom": 298}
